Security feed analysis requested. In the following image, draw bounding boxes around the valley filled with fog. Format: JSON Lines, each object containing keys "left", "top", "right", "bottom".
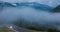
{"left": 0, "top": 0, "right": 60, "bottom": 31}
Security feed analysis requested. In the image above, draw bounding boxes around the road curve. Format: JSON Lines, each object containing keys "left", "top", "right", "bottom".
{"left": 7, "top": 25, "right": 35, "bottom": 32}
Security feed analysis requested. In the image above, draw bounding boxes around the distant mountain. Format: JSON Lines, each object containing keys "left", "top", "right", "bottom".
{"left": 4, "top": 2, "right": 16, "bottom": 7}
{"left": 15, "top": 2, "right": 53, "bottom": 10}
{"left": 0, "top": 2, "right": 16, "bottom": 7}
{"left": 0, "top": 2, "right": 53, "bottom": 11}
{"left": 1, "top": 1, "right": 60, "bottom": 12}
{"left": 52, "top": 5, "right": 60, "bottom": 12}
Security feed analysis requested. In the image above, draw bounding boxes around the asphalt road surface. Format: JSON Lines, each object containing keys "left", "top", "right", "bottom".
{"left": 7, "top": 25, "right": 35, "bottom": 32}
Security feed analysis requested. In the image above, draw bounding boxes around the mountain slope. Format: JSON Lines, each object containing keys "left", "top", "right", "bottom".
{"left": 0, "top": 2, "right": 53, "bottom": 11}
{"left": 52, "top": 5, "right": 60, "bottom": 12}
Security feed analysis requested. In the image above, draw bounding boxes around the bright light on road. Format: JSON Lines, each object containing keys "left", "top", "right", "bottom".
{"left": 9, "top": 26, "right": 13, "bottom": 29}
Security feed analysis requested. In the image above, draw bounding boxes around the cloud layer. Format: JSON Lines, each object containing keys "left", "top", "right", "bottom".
{"left": 0, "top": 6, "right": 60, "bottom": 30}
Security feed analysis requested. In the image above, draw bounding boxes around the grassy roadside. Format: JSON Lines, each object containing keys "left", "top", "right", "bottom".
{"left": 13, "top": 26, "right": 47, "bottom": 32}
{"left": 13, "top": 18, "right": 60, "bottom": 32}
{"left": 0, "top": 27, "right": 15, "bottom": 32}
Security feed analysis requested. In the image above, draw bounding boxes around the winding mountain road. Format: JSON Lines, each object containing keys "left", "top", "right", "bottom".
{"left": 7, "top": 25, "right": 35, "bottom": 32}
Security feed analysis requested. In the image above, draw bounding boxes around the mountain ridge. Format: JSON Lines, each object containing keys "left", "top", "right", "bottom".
{"left": 0, "top": 1, "right": 53, "bottom": 11}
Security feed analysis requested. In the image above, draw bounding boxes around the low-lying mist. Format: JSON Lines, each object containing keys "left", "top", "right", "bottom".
{"left": 0, "top": 6, "right": 60, "bottom": 30}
